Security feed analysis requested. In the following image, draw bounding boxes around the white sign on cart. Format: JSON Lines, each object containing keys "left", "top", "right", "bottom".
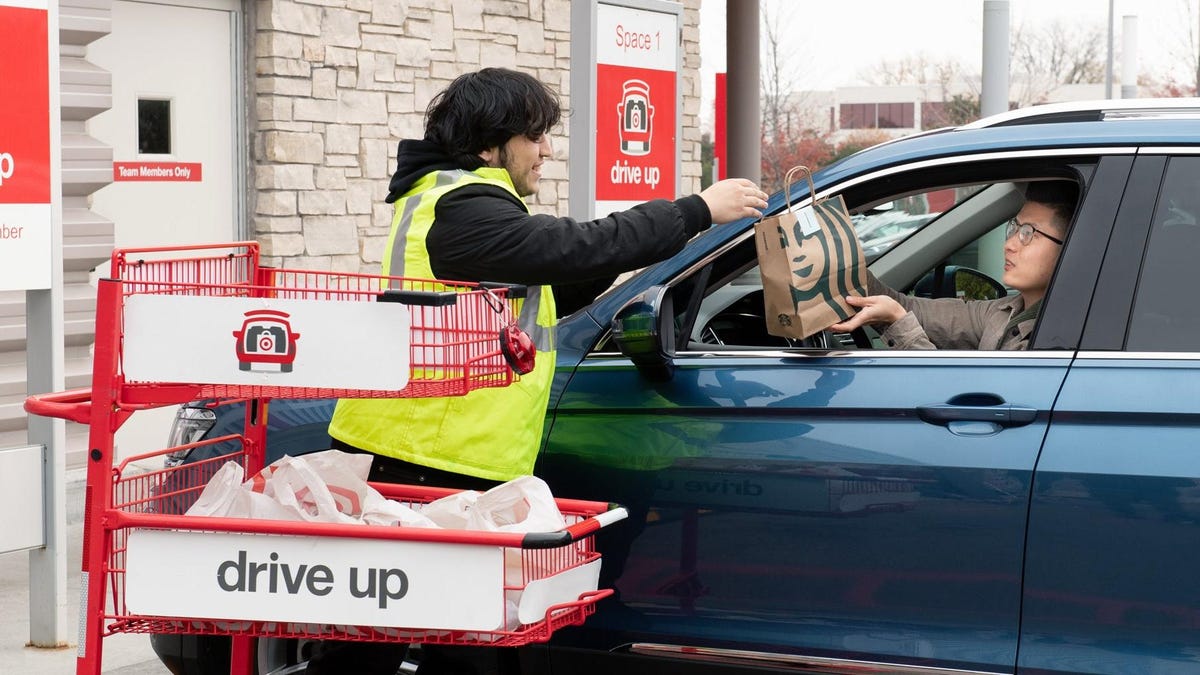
{"left": 126, "top": 530, "right": 507, "bottom": 631}
{"left": 122, "top": 295, "right": 413, "bottom": 391}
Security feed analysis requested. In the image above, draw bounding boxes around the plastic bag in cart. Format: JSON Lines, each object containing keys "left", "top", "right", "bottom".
{"left": 186, "top": 450, "right": 437, "bottom": 527}
{"left": 466, "top": 475, "right": 567, "bottom": 533}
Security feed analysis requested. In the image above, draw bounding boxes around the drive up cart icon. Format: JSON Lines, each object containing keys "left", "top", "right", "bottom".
{"left": 617, "top": 79, "right": 654, "bottom": 155}
{"left": 232, "top": 309, "right": 299, "bottom": 372}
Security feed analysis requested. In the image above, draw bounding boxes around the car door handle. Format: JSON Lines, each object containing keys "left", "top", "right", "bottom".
{"left": 917, "top": 394, "right": 1038, "bottom": 428}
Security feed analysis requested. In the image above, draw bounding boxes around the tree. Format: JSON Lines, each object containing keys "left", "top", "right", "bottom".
{"left": 829, "top": 130, "right": 893, "bottom": 165}
{"left": 1166, "top": 0, "right": 1200, "bottom": 94}
{"left": 923, "top": 93, "right": 982, "bottom": 128}
{"left": 861, "top": 54, "right": 979, "bottom": 129}
{"left": 758, "top": 1, "right": 832, "bottom": 193}
{"left": 1010, "top": 19, "right": 1105, "bottom": 106}
{"left": 700, "top": 132, "right": 714, "bottom": 190}
{"left": 862, "top": 53, "right": 965, "bottom": 94}
{"left": 1142, "top": 74, "right": 1197, "bottom": 98}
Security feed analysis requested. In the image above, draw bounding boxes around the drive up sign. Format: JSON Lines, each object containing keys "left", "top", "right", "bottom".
{"left": 0, "top": 0, "right": 52, "bottom": 290}
{"left": 569, "top": 1, "right": 681, "bottom": 220}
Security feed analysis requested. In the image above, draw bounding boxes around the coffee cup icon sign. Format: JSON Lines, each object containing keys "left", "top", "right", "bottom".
{"left": 617, "top": 79, "right": 654, "bottom": 155}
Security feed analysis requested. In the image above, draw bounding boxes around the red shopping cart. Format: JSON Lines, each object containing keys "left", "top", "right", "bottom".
{"left": 25, "top": 242, "right": 626, "bottom": 675}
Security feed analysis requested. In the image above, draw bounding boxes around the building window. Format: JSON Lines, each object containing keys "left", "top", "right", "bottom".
{"left": 839, "top": 103, "right": 870, "bottom": 129}
{"left": 138, "top": 99, "right": 171, "bottom": 155}
{"left": 877, "top": 102, "right": 913, "bottom": 128}
{"left": 921, "top": 101, "right": 947, "bottom": 128}
{"left": 840, "top": 102, "right": 914, "bottom": 130}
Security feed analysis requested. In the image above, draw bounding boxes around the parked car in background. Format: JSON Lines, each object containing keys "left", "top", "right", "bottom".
{"left": 153, "top": 99, "right": 1200, "bottom": 675}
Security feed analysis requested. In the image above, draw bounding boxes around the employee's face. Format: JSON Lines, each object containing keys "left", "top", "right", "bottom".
{"left": 496, "top": 133, "right": 552, "bottom": 197}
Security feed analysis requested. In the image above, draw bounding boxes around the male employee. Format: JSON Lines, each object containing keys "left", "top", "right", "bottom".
{"left": 319, "top": 68, "right": 767, "bottom": 674}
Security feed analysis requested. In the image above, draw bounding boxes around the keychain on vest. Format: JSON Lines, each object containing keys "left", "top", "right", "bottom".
{"left": 500, "top": 322, "right": 535, "bottom": 375}
{"left": 483, "top": 284, "right": 536, "bottom": 375}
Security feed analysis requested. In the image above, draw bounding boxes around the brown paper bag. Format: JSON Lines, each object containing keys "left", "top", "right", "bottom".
{"left": 755, "top": 166, "right": 868, "bottom": 340}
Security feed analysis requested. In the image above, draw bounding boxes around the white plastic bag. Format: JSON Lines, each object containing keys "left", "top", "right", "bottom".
{"left": 185, "top": 462, "right": 294, "bottom": 521}
{"left": 421, "top": 489, "right": 481, "bottom": 529}
{"left": 186, "top": 450, "right": 436, "bottom": 528}
{"left": 465, "top": 475, "right": 566, "bottom": 533}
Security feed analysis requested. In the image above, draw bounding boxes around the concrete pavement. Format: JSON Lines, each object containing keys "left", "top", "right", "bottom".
{"left": 0, "top": 468, "right": 170, "bottom": 674}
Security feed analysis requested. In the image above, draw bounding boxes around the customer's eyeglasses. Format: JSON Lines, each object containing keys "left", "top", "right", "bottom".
{"left": 1005, "top": 219, "right": 1064, "bottom": 246}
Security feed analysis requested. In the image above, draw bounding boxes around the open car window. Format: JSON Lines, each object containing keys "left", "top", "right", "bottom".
{"left": 856, "top": 185, "right": 987, "bottom": 262}
{"left": 672, "top": 174, "right": 1082, "bottom": 351}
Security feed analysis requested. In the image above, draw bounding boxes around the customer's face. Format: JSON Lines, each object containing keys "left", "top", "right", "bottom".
{"left": 1003, "top": 200, "right": 1066, "bottom": 305}
{"left": 496, "top": 133, "right": 552, "bottom": 197}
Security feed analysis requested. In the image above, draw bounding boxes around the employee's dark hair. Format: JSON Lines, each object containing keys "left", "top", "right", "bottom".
{"left": 424, "top": 68, "right": 561, "bottom": 168}
{"left": 1024, "top": 180, "right": 1079, "bottom": 229}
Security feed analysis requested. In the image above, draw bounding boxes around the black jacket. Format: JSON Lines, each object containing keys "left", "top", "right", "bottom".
{"left": 386, "top": 139, "right": 714, "bottom": 316}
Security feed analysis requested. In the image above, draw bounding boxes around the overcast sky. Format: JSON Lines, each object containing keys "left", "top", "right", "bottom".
{"left": 700, "top": 0, "right": 1197, "bottom": 129}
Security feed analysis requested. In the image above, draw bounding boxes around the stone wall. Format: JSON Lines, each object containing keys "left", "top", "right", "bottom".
{"left": 253, "top": 0, "right": 703, "bottom": 272}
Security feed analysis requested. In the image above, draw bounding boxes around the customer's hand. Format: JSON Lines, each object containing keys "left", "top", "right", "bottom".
{"left": 700, "top": 178, "right": 769, "bottom": 224}
{"left": 829, "top": 295, "right": 907, "bottom": 332}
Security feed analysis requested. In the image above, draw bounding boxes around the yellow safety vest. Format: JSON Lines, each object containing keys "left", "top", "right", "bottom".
{"left": 328, "top": 167, "right": 557, "bottom": 481}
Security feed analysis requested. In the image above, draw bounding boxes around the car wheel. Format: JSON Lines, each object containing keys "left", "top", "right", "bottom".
{"left": 149, "top": 633, "right": 231, "bottom": 675}
{"left": 257, "top": 637, "right": 313, "bottom": 675}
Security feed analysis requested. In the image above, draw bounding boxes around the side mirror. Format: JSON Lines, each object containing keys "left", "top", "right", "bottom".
{"left": 914, "top": 265, "right": 1006, "bottom": 301}
{"left": 953, "top": 267, "right": 1007, "bottom": 301}
{"left": 611, "top": 285, "right": 675, "bottom": 381}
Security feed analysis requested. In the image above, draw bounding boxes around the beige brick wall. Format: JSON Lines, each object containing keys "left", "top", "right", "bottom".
{"left": 253, "top": 0, "right": 703, "bottom": 273}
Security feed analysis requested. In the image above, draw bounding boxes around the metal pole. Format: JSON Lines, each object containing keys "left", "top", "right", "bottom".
{"left": 27, "top": 0, "right": 68, "bottom": 646}
{"left": 1106, "top": 0, "right": 1115, "bottom": 98}
{"left": 726, "top": 0, "right": 760, "bottom": 184}
{"left": 981, "top": 1, "right": 1010, "bottom": 117}
{"left": 979, "top": 0, "right": 1010, "bottom": 282}
{"left": 1121, "top": 15, "right": 1139, "bottom": 98}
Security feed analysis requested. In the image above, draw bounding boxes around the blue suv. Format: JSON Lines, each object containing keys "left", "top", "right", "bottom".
{"left": 153, "top": 99, "right": 1200, "bottom": 675}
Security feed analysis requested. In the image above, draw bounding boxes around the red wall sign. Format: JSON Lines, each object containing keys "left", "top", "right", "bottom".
{"left": 113, "top": 162, "right": 203, "bottom": 182}
{"left": 714, "top": 72, "right": 727, "bottom": 182}
{"left": 594, "top": 64, "right": 676, "bottom": 202}
{"left": 593, "top": 3, "right": 679, "bottom": 212}
{"left": 0, "top": 4, "right": 51, "bottom": 205}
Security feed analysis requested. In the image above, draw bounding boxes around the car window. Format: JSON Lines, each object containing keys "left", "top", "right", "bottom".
{"left": 856, "top": 185, "right": 986, "bottom": 261}
{"left": 1126, "top": 156, "right": 1200, "bottom": 351}
{"left": 680, "top": 180, "right": 1009, "bottom": 350}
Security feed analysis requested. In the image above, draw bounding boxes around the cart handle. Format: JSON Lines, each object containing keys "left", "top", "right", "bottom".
{"left": 538, "top": 588, "right": 614, "bottom": 621}
{"left": 24, "top": 388, "right": 93, "bottom": 425}
{"left": 521, "top": 505, "right": 628, "bottom": 549}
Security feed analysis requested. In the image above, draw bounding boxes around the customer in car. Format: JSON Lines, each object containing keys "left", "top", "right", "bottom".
{"left": 830, "top": 180, "right": 1077, "bottom": 350}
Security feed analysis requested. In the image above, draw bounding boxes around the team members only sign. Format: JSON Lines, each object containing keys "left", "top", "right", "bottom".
{"left": 0, "top": 0, "right": 51, "bottom": 290}
{"left": 594, "top": 3, "right": 678, "bottom": 215}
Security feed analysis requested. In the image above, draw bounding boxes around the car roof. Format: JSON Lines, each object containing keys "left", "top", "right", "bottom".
{"left": 816, "top": 98, "right": 1200, "bottom": 187}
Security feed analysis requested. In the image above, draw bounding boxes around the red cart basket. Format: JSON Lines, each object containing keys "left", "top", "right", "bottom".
{"left": 25, "top": 242, "right": 627, "bottom": 675}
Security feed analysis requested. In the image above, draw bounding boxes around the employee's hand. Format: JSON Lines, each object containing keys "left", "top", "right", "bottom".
{"left": 829, "top": 295, "right": 907, "bottom": 332}
{"left": 701, "top": 178, "right": 769, "bottom": 224}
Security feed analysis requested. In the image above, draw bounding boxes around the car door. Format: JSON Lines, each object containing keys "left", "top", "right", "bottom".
{"left": 538, "top": 154, "right": 1131, "bottom": 675}
{"left": 1020, "top": 153, "right": 1200, "bottom": 674}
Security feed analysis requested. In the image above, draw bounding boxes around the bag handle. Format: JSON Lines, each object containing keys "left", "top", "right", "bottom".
{"left": 784, "top": 165, "right": 818, "bottom": 211}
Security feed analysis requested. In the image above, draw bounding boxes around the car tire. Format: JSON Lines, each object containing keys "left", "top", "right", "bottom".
{"left": 149, "top": 633, "right": 231, "bottom": 675}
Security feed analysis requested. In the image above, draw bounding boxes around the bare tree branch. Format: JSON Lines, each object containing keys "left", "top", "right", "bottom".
{"left": 1010, "top": 18, "right": 1105, "bottom": 105}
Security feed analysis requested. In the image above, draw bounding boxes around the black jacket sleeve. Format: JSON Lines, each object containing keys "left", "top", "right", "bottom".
{"left": 425, "top": 184, "right": 712, "bottom": 287}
